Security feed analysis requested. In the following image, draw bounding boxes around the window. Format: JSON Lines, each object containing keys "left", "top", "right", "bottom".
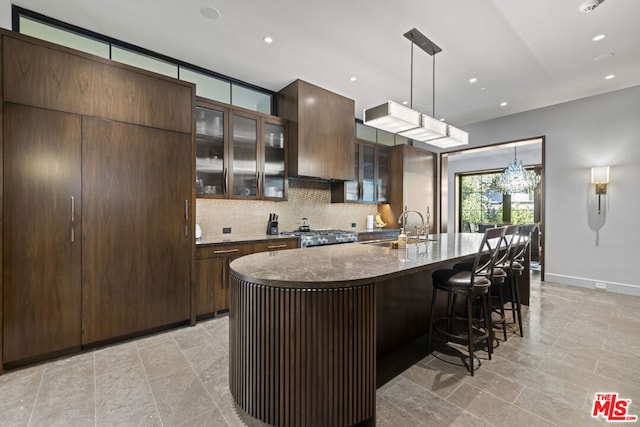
{"left": 14, "top": 7, "right": 273, "bottom": 115}
{"left": 460, "top": 171, "right": 538, "bottom": 231}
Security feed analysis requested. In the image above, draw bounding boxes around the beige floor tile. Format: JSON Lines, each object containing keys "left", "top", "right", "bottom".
{"left": 94, "top": 341, "right": 141, "bottom": 378}
{"left": 138, "top": 339, "right": 191, "bottom": 380}
{"left": 176, "top": 408, "right": 229, "bottom": 427}
{"left": 182, "top": 340, "right": 228, "bottom": 385}
{"left": 381, "top": 378, "right": 466, "bottom": 426}
{"left": 376, "top": 396, "right": 422, "bottom": 427}
{"left": 0, "top": 398, "right": 33, "bottom": 427}
{"left": 147, "top": 367, "right": 214, "bottom": 426}
{"left": 515, "top": 386, "right": 605, "bottom": 426}
{"left": 172, "top": 324, "right": 217, "bottom": 352}
{"left": 448, "top": 382, "right": 555, "bottom": 427}
{"left": 29, "top": 398, "right": 95, "bottom": 427}
{"left": 0, "top": 365, "right": 43, "bottom": 407}
{"left": 32, "top": 361, "right": 94, "bottom": 411}
{"left": 96, "top": 404, "right": 162, "bottom": 427}
{"left": 95, "top": 362, "right": 156, "bottom": 422}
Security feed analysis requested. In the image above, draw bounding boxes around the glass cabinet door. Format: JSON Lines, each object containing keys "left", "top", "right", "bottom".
{"left": 362, "top": 144, "right": 375, "bottom": 202}
{"left": 262, "top": 121, "right": 285, "bottom": 199}
{"left": 231, "top": 113, "right": 258, "bottom": 198}
{"left": 377, "top": 147, "right": 389, "bottom": 202}
{"left": 345, "top": 143, "right": 359, "bottom": 201}
{"left": 195, "top": 106, "right": 225, "bottom": 196}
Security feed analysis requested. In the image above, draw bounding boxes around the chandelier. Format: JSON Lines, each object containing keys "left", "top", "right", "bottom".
{"left": 496, "top": 146, "right": 540, "bottom": 194}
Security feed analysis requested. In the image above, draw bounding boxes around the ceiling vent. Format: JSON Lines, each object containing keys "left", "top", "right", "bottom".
{"left": 581, "top": 0, "right": 605, "bottom": 13}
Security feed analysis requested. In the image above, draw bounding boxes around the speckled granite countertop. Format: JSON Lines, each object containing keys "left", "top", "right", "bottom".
{"left": 230, "top": 233, "right": 485, "bottom": 289}
{"left": 195, "top": 234, "right": 298, "bottom": 246}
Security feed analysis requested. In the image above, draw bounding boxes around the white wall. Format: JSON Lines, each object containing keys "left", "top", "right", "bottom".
{"left": 463, "top": 85, "right": 640, "bottom": 296}
{"left": 1, "top": 0, "right": 11, "bottom": 30}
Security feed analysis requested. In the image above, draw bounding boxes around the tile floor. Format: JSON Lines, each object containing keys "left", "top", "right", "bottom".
{"left": 1, "top": 274, "right": 639, "bottom": 426}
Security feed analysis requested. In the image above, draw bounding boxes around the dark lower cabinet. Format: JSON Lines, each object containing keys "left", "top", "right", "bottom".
{"left": 195, "top": 239, "right": 298, "bottom": 318}
{"left": 2, "top": 104, "right": 82, "bottom": 364}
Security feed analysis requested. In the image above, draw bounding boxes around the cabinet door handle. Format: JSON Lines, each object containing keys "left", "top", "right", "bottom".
{"left": 256, "top": 172, "right": 260, "bottom": 197}
{"left": 184, "top": 200, "right": 189, "bottom": 237}
{"left": 223, "top": 167, "right": 228, "bottom": 194}
{"left": 267, "top": 244, "right": 288, "bottom": 249}
{"left": 213, "top": 248, "right": 240, "bottom": 254}
{"left": 70, "top": 196, "right": 75, "bottom": 243}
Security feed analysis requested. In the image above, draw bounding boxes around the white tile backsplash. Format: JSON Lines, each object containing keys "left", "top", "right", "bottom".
{"left": 196, "top": 179, "right": 379, "bottom": 238}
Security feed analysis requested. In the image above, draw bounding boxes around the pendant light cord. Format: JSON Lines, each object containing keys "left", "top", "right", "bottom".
{"left": 432, "top": 54, "right": 436, "bottom": 118}
{"left": 410, "top": 41, "right": 414, "bottom": 109}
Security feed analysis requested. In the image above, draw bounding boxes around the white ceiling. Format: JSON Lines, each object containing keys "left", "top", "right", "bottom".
{"left": 12, "top": 0, "right": 640, "bottom": 129}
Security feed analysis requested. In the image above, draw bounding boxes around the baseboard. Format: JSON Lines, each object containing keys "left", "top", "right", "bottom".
{"left": 545, "top": 273, "right": 640, "bottom": 297}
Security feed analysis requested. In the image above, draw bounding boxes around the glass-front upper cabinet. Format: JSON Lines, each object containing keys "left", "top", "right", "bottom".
{"left": 345, "top": 143, "right": 359, "bottom": 201}
{"left": 231, "top": 112, "right": 258, "bottom": 198}
{"left": 196, "top": 98, "right": 287, "bottom": 201}
{"left": 262, "top": 121, "right": 286, "bottom": 199}
{"left": 377, "top": 147, "right": 389, "bottom": 202}
{"left": 331, "top": 140, "right": 389, "bottom": 204}
{"left": 362, "top": 144, "right": 375, "bottom": 202}
{"left": 195, "top": 106, "right": 226, "bottom": 197}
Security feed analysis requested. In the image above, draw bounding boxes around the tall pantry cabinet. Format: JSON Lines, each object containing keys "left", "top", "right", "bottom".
{"left": 0, "top": 30, "right": 195, "bottom": 370}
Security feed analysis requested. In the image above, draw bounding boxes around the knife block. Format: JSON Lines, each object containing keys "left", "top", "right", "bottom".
{"left": 266, "top": 220, "right": 279, "bottom": 235}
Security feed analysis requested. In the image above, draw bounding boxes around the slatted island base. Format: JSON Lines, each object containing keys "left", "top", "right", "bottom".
{"left": 229, "top": 233, "right": 525, "bottom": 426}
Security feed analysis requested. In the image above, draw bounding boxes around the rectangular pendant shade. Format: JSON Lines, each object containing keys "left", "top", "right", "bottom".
{"left": 363, "top": 101, "right": 421, "bottom": 133}
{"left": 364, "top": 100, "right": 469, "bottom": 148}
{"left": 398, "top": 114, "right": 448, "bottom": 140}
{"left": 426, "top": 124, "right": 469, "bottom": 148}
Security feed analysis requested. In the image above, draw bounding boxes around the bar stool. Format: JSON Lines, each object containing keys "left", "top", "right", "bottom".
{"left": 427, "top": 226, "right": 507, "bottom": 376}
{"left": 490, "top": 225, "right": 519, "bottom": 342}
{"left": 498, "top": 224, "right": 537, "bottom": 337}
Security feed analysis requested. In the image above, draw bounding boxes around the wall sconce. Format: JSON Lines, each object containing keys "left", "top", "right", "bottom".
{"left": 591, "top": 166, "right": 610, "bottom": 214}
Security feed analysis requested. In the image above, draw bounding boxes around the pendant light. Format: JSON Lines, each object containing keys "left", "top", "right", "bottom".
{"left": 496, "top": 146, "right": 540, "bottom": 194}
{"left": 363, "top": 28, "right": 468, "bottom": 148}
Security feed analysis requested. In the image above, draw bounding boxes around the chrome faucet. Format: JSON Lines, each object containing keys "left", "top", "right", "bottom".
{"left": 397, "top": 206, "right": 425, "bottom": 237}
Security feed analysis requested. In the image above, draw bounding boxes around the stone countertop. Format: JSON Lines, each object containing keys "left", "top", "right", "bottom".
{"left": 230, "top": 233, "right": 485, "bottom": 289}
{"left": 196, "top": 234, "right": 298, "bottom": 247}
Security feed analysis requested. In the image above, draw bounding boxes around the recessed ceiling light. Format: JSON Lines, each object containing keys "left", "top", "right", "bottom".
{"left": 468, "top": 77, "right": 478, "bottom": 83}
{"left": 592, "top": 34, "right": 606, "bottom": 41}
{"left": 593, "top": 53, "right": 614, "bottom": 62}
{"left": 349, "top": 76, "right": 357, "bottom": 82}
{"left": 439, "top": 118, "right": 446, "bottom": 122}
{"left": 402, "top": 101, "right": 409, "bottom": 105}
{"left": 581, "top": 0, "right": 605, "bottom": 13}
{"left": 263, "top": 36, "right": 273, "bottom": 44}
{"left": 500, "top": 102, "right": 508, "bottom": 107}
{"left": 200, "top": 6, "right": 221, "bottom": 20}
{"left": 480, "top": 87, "right": 487, "bottom": 91}
{"left": 605, "top": 74, "right": 615, "bottom": 80}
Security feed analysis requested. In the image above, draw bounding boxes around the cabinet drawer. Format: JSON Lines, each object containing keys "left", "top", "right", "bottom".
{"left": 252, "top": 238, "right": 298, "bottom": 253}
{"left": 196, "top": 244, "right": 251, "bottom": 260}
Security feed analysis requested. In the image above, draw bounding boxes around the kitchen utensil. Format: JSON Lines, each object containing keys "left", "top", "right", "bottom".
{"left": 266, "top": 213, "right": 279, "bottom": 235}
{"left": 299, "top": 217, "right": 310, "bottom": 232}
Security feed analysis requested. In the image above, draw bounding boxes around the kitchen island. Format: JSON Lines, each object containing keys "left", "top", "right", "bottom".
{"left": 228, "top": 233, "right": 526, "bottom": 427}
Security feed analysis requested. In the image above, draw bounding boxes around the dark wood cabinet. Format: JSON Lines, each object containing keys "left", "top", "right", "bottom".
{"left": 276, "top": 79, "right": 355, "bottom": 180}
{"left": 1, "top": 30, "right": 195, "bottom": 367}
{"left": 80, "top": 118, "right": 192, "bottom": 344}
{"left": 195, "top": 238, "right": 297, "bottom": 318}
{"left": 382, "top": 145, "right": 437, "bottom": 231}
{"left": 331, "top": 140, "right": 390, "bottom": 204}
{"left": 3, "top": 104, "right": 82, "bottom": 364}
{"left": 196, "top": 99, "right": 287, "bottom": 200}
